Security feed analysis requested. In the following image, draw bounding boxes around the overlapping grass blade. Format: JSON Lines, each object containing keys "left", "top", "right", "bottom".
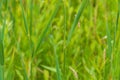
{"left": 0, "top": 1, "right": 8, "bottom": 79}
{"left": 113, "top": 0, "right": 120, "bottom": 79}
{"left": 19, "top": 0, "right": 31, "bottom": 79}
{"left": 29, "top": 0, "right": 33, "bottom": 36}
{"left": 49, "top": 37, "right": 62, "bottom": 80}
{"left": 20, "top": 0, "right": 29, "bottom": 35}
{"left": 54, "top": 46, "right": 62, "bottom": 80}
{"left": 35, "top": 0, "right": 62, "bottom": 54}
{"left": 0, "top": 18, "right": 6, "bottom": 80}
{"left": 104, "top": 19, "right": 112, "bottom": 79}
{"left": 41, "top": 65, "right": 56, "bottom": 72}
{"left": 16, "top": 40, "right": 29, "bottom": 80}
{"left": 114, "top": 0, "right": 120, "bottom": 48}
{"left": 63, "top": 0, "right": 67, "bottom": 80}
{"left": 0, "top": 65, "right": 4, "bottom": 80}
{"left": 67, "top": 0, "right": 88, "bottom": 44}
{"left": 4, "top": 0, "right": 8, "bottom": 10}
{"left": 0, "top": 39, "right": 4, "bottom": 80}
{"left": 0, "top": 18, "right": 5, "bottom": 65}
{"left": 29, "top": 0, "right": 34, "bottom": 79}
{"left": 0, "top": 0, "right": 3, "bottom": 17}
{"left": 118, "top": 0, "right": 120, "bottom": 15}
{"left": 106, "top": 22, "right": 112, "bottom": 61}
{"left": 20, "top": 56, "right": 29, "bottom": 80}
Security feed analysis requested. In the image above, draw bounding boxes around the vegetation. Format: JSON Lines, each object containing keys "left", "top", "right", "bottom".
{"left": 0, "top": 0, "right": 120, "bottom": 80}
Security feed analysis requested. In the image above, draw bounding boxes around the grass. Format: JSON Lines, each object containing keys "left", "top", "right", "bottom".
{"left": 19, "top": 0, "right": 31, "bottom": 79}
{"left": 104, "top": 0, "right": 120, "bottom": 79}
{"left": 0, "top": 0, "right": 120, "bottom": 80}
{"left": 0, "top": 27, "right": 4, "bottom": 80}
{"left": 65, "top": 0, "right": 88, "bottom": 79}
{"left": 35, "top": 0, "right": 62, "bottom": 55}
{"left": 67, "top": 0, "right": 88, "bottom": 44}
{"left": 49, "top": 36, "right": 62, "bottom": 80}
{"left": 105, "top": 19, "right": 112, "bottom": 79}
{"left": 63, "top": 0, "right": 67, "bottom": 80}
{"left": 112, "top": 0, "right": 120, "bottom": 79}
{"left": 0, "top": 0, "right": 6, "bottom": 78}
{"left": 0, "top": 16, "right": 5, "bottom": 80}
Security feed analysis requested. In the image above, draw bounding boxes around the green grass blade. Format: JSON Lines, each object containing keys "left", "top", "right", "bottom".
{"left": 63, "top": 0, "right": 67, "bottom": 80}
{"left": 0, "top": 40, "right": 4, "bottom": 80}
{"left": 0, "top": 40, "right": 4, "bottom": 66}
{"left": 49, "top": 36, "right": 62, "bottom": 80}
{"left": 0, "top": 25, "right": 5, "bottom": 80}
{"left": 0, "top": 17, "right": 6, "bottom": 80}
{"left": 29, "top": 0, "right": 33, "bottom": 36}
{"left": 4, "top": 0, "right": 8, "bottom": 10}
{"left": 41, "top": 65, "right": 56, "bottom": 72}
{"left": 118, "top": 0, "right": 120, "bottom": 15}
{"left": 20, "top": 0, "right": 34, "bottom": 79}
{"left": 54, "top": 46, "right": 62, "bottom": 80}
{"left": 0, "top": 65, "right": 4, "bottom": 80}
{"left": 0, "top": 1, "right": 6, "bottom": 79}
{"left": 35, "top": 0, "right": 62, "bottom": 54}
{"left": 28, "top": 0, "right": 34, "bottom": 79}
{"left": 106, "top": 23, "right": 112, "bottom": 60}
{"left": 67, "top": 0, "right": 88, "bottom": 44}
{"left": 0, "top": 0, "right": 3, "bottom": 15}
{"left": 104, "top": 20, "right": 112, "bottom": 79}
{"left": 20, "top": 56, "right": 29, "bottom": 80}
{"left": 114, "top": 12, "right": 119, "bottom": 47}
{"left": 16, "top": 41, "right": 29, "bottom": 80}
{"left": 113, "top": 0, "right": 120, "bottom": 79}
{"left": 20, "top": 0, "right": 29, "bottom": 35}
{"left": 114, "top": 0, "right": 120, "bottom": 48}
{"left": 29, "top": 0, "right": 34, "bottom": 57}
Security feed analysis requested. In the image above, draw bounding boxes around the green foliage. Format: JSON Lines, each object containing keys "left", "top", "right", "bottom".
{"left": 67, "top": 0, "right": 88, "bottom": 44}
{"left": 35, "top": 0, "right": 62, "bottom": 55}
{"left": 0, "top": 0, "right": 120, "bottom": 80}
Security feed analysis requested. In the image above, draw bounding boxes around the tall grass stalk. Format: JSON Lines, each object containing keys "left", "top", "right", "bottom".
{"left": 35, "top": 0, "right": 62, "bottom": 55}
{"left": 105, "top": 15, "right": 112, "bottom": 79}
{"left": 113, "top": 0, "right": 120, "bottom": 79}
{"left": 20, "top": 56, "right": 29, "bottom": 80}
{"left": 0, "top": 0, "right": 11, "bottom": 79}
{"left": 67, "top": 0, "right": 88, "bottom": 44}
{"left": 20, "top": 0, "right": 29, "bottom": 35}
{"left": 29, "top": 0, "right": 33, "bottom": 36}
{"left": 0, "top": 0, "right": 6, "bottom": 77}
{"left": 0, "top": 17, "right": 6, "bottom": 80}
{"left": 50, "top": 37, "right": 62, "bottom": 80}
{"left": 114, "top": 0, "right": 120, "bottom": 49}
{"left": 29, "top": 0, "right": 34, "bottom": 80}
{"left": 20, "top": 0, "right": 32, "bottom": 79}
{"left": 54, "top": 46, "right": 62, "bottom": 80}
{"left": 63, "top": 0, "right": 67, "bottom": 80}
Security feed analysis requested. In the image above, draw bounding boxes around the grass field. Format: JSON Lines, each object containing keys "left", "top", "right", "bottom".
{"left": 0, "top": 0, "right": 120, "bottom": 80}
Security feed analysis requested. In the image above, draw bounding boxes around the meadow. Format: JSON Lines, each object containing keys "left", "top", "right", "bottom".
{"left": 0, "top": 0, "right": 120, "bottom": 80}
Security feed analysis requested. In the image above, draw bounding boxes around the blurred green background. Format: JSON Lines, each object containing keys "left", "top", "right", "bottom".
{"left": 0, "top": 0, "right": 120, "bottom": 80}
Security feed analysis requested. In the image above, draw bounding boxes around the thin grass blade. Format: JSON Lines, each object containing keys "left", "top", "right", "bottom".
{"left": 29, "top": 0, "right": 33, "bottom": 36}
{"left": 63, "top": 0, "right": 67, "bottom": 80}
{"left": 114, "top": 0, "right": 120, "bottom": 48}
{"left": 113, "top": 0, "right": 120, "bottom": 79}
{"left": 54, "top": 46, "right": 62, "bottom": 80}
{"left": 20, "top": 56, "right": 29, "bottom": 80}
{"left": 104, "top": 20, "right": 112, "bottom": 79}
{"left": 67, "top": 0, "right": 88, "bottom": 44}
{"left": 35, "top": 0, "right": 62, "bottom": 54}
{"left": 0, "top": 18, "right": 6, "bottom": 80}
{"left": 0, "top": 40, "right": 4, "bottom": 80}
{"left": 49, "top": 36, "right": 62, "bottom": 80}
{"left": 20, "top": 0, "right": 29, "bottom": 35}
